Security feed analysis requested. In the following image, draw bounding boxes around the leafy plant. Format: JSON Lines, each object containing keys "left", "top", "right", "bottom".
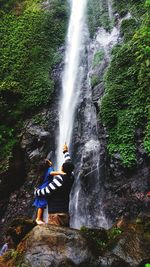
{"left": 91, "top": 74, "right": 101, "bottom": 88}
{"left": 100, "top": 1, "right": 150, "bottom": 167}
{"left": 87, "top": 0, "right": 112, "bottom": 36}
{"left": 80, "top": 226, "right": 108, "bottom": 255}
{"left": 120, "top": 18, "right": 138, "bottom": 42}
{"left": 108, "top": 227, "right": 123, "bottom": 240}
{"left": 112, "top": 0, "right": 145, "bottom": 18}
{"left": 0, "top": 0, "right": 68, "bottom": 162}
{"left": 93, "top": 49, "right": 105, "bottom": 67}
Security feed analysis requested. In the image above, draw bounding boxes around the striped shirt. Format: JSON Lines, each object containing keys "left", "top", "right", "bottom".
{"left": 35, "top": 151, "right": 71, "bottom": 198}
{"left": 64, "top": 151, "right": 71, "bottom": 162}
{"left": 35, "top": 175, "right": 64, "bottom": 197}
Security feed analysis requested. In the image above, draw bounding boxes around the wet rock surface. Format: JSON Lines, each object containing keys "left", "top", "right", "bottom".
{"left": 12, "top": 225, "right": 94, "bottom": 267}
{"left": 103, "top": 150, "right": 150, "bottom": 224}
{"left": 0, "top": 217, "right": 150, "bottom": 267}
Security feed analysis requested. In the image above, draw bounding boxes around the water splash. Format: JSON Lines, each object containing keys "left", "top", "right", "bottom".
{"left": 57, "top": 0, "right": 87, "bottom": 168}
{"left": 70, "top": 139, "right": 109, "bottom": 229}
{"left": 95, "top": 26, "right": 120, "bottom": 59}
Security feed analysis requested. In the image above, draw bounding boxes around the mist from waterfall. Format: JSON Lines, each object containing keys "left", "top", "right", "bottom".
{"left": 57, "top": 0, "right": 87, "bottom": 168}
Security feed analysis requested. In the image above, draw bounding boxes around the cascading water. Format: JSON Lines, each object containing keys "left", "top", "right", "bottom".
{"left": 57, "top": 0, "right": 87, "bottom": 168}
{"left": 56, "top": 0, "right": 122, "bottom": 229}
{"left": 107, "top": 0, "right": 113, "bottom": 19}
{"left": 69, "top": 51, "right": 109, "bottom": 229}
{"left": 69, "top": 3, "right": 122, "bottom": 229}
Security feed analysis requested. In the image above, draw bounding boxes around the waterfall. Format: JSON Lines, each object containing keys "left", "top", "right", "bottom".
{"left": 57, "top": 0, "right": 87, "bottom": 168}
{"left": 107, "top": 0, "right": 113, "bottom": 19}
{"left": 69, "top": 15, "right": 121, "bottom": 229}
{"left": 55, "top": 0, "right": 122, "bottom": 230}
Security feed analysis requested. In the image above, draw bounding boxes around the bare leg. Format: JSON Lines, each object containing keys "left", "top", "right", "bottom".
{"left": 36, "top": 208, "right": 45, "bottom": 225}
{"left": 37, "top": 208, "right": 43, "bottom": 221}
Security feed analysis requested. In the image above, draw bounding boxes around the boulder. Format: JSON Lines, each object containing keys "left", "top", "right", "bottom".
{"left": 108, "top": 219, "right": 150, "bottom": 267}
{"left": 16, "top": 225, "right": 94, "bottom": 267}
{"left": 1, "top": 218, "right": 150, "bottom": 267}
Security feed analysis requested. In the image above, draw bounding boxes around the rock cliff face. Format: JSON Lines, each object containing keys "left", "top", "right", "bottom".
{"left": 0, "top": 62, "right": 63, "bottom": 244}
{"left": 104, "top": 153, "right": 150, "bottom": 223}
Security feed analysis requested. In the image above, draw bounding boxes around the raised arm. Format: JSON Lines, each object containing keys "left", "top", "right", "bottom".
{"left": 50, "top": 171, "right": 66, "bottom": 176}
{"left": 63, "top": 143, "right": 71, "bottom": 161}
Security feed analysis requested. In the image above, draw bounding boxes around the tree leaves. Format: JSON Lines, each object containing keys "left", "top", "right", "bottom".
{"left": 101, "top": 1, "right": 150, "bottom": 167}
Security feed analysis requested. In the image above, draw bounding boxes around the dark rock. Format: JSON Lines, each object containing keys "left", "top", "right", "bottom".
{"left": 97, "top": 252, "right": 131, "bottom": 267}
{"left": 1, "top": 218, "right": 150, "bottom": 267}
{"left": 0, "top": 88, "right": 60, "bottom": 244}
{"left": 6, "top": 218, "right": 36, "bottom": 247}
{"left": 16, "top": 225, "right": 95, "bottom": 267}
{"left": 92, "top": 82, "right": 104, "bottom": 102}
{"left": 80, "top": 227, "right": 108, "bottom": 256}
{"left": 103, "top": 124, "right": 150, "bottom": 223}
{"left": 21, "top": 123, "right": 51, "bottom": 162}
{"left": 109, "top": 222, "right": 150, "bottom": 267}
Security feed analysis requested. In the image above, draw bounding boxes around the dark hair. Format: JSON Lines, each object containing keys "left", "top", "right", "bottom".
{"left": 62, "top": 161, "right": 74, "bottom": 175}
{"left": 38, "top": 159, "right": 51, "bottom": 185}
{"left": 38, "top": 160, "right": 50, "bottom": 173}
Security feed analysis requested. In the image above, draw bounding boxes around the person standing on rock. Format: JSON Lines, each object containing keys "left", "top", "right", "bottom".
{"left": 34, "top": 144, "right": 74, "bottom": 227}
{"left": 33, "top": 159, "right": 54, "bottom": 225}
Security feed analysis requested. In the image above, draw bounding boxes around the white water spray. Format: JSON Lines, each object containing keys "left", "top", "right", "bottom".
{"left": 57, "top": 0, "right": 87, "bottom": 168}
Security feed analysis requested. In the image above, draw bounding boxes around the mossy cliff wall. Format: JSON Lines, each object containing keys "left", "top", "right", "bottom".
{"left": 100, "top": 0, "right": 150, "bottom": 167}
{"left": 0, "top": 0, "right": 68, "bottom": 244}
{"left": 87, "top": 0, "right": 150, "bottom": 168}
{"left": 86, "top": 0, "right": 150, "bottom": 222}
{"left": 0, "top": 0, "right": 68, "bottom": 169}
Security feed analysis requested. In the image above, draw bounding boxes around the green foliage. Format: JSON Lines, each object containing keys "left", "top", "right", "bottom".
{"left": 0, "top": 0, "right": 25, "bottom": 13}
{"left": 32, "top": 114, "right": 47, "bottom": 125}
{"left": 144, "top": 119, "right": 150, "bottom": 156}
{"left": 93, "top": 49, "right": 105, "bottom": 67}
{"left": 91, "top": 75, "right": 101, "bottom": 88}
{"left": 112, "top": 0, "right": 145, "bottom": 18}
{"left": 146, "top": 0, "right": 150, "bottom": 7}
{"left": 108, "top": 227, "right": 123, "bottom": 240}
{"left": 112, "top": 0, "right": 128, "bottom": 17}
{"left": 101, "top": 2, "right": 150, "bottom": 167}
{"left": 53, "top": 51, "right": 64, "bottom": 66}
{"left": 87, "top": 0, "right": 112, "bottom": 36}
{"left": 107, "top": 109, "right": 137, "bottom": 167}
{"left": 0, "top": 125, "right": 17, "bottom": 160}
{"left": 80, "top": 226, "right": 107, "bottom": 255}
{"left": 0, "top": 4, "right": 67, "bottom": 109}
{"left": 80, "top": 226, "right": 123, "bottom": 256}
{"left": 0, "top": 0, "right": 68, "bottom": 161}
{"left": 120, "top": 18, "right": 138, "bottom": 42}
